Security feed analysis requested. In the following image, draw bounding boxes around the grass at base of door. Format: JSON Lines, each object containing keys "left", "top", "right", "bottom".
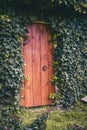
{"left": 19, "top": 102, "right": 87, "bottom": 130}
{"left": 19, "top": 106, "right": 47, "bottom": 127}
{"left": 46, "top": 102, "right": 87, "bottom": 130}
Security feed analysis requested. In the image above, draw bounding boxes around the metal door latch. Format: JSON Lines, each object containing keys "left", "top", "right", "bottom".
{"left": 42, "top": 65, "right": 47, "bottom": 71}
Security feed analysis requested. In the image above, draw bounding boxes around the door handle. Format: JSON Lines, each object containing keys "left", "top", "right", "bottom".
{"left": 42, "top": 65, "right": 47, "bottom": 71}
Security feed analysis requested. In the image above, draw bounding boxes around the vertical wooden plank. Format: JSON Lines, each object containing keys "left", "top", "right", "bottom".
{"left": 21, "top": 23, "right": 55, "bottom": 107}
{"left": 21, "top": 25, "right": 33, "bottom": 107}
{"left": 40, "top": 24, "right": 49, "bottom": 105}
{"left": 48, "top": 29, "right": 55, "bottom": 104}
{"left": 32, "top": 24, "right": 42, "bottom": 106}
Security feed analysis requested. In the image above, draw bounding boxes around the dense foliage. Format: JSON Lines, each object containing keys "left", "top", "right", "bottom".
{"left": 0, "top": 0, "right": 87, "bottom": 129}
{"left": 0, "top": 0, "right": 87, "bottom": 15}
{"left": 50, "top": 17, "right": 87, "bottom": 106}
{"left": 0, "top": 10, "right": 26, "bottom": 129}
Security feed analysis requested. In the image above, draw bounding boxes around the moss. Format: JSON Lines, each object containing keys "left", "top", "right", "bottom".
{"left": 46, "top": 102, "right": 87, "bottom": 130}
{"left": 19, "top": 107, "right": 47, "bottom": 127}
{"left": 18, "top": 102, "right": 87, "bottom": 129}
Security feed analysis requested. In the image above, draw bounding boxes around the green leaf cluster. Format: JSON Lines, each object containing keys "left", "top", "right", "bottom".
{"left": 51, "top": 17, "right": 87, "bottom": 107}
{"left": 0, "top": 0, "right": 87, "bottom": 15}
{"left": 0, "top": 1, "right": 87, "bottom": 128}
{"left": 0, "top": 9, "right": 26, "bottom": 129}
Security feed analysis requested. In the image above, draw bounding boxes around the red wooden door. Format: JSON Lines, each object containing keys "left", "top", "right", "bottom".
{"left": 21, "top": 23, "right": 54, "bottom": 107}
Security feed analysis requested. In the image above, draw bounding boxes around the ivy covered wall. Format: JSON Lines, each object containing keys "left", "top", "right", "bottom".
{"left": 0, "top": 0, "right": 87, "bottom": 129}
{"left": 0, "top": 10, "right": 26, "bottom": 129}
{"left": 50, "top": 17, "right": 87, "bottom": 106}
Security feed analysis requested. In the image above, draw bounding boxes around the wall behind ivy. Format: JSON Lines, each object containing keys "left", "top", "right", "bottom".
{"left": 51, "top": 17, "right": 87, "bottom": 107}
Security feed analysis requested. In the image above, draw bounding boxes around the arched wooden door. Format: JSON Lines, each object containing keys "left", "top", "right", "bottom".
{"left": 21, "top": 23, "right": 55, "bottom": 107}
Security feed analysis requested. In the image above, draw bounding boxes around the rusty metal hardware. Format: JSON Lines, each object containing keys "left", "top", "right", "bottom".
{"left": 42, "top": 65, "right": 47, "bottom": 71}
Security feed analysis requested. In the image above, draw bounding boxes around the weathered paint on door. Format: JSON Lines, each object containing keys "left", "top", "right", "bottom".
{"left": 21, "top": 23, "right": 54, "bottom": 107}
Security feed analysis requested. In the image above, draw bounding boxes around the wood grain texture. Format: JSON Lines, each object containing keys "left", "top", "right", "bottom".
{"left": 21, "top": 25, "right": 33, "bottom": 107}
{"left": 21, "top": 24, "right": 54, "bottom": 107}
{"left": 32, "top": 24, "right": 42, "bottom": 106}
{"left": 40, "top": 25, "right": 49, "bottom": 105}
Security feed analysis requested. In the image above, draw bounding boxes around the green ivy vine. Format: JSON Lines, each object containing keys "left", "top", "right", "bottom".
{"left": 49, "top": 16, "right": 87, "bottom": 107}
{"left": 0, "top": 0, "right": 87, "bottom": 129}
{"left": 0, "top": 0, "right": 87, "bottom": 15}
{"left": 0, "top": 10, "right": 26, "bottom": 129}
